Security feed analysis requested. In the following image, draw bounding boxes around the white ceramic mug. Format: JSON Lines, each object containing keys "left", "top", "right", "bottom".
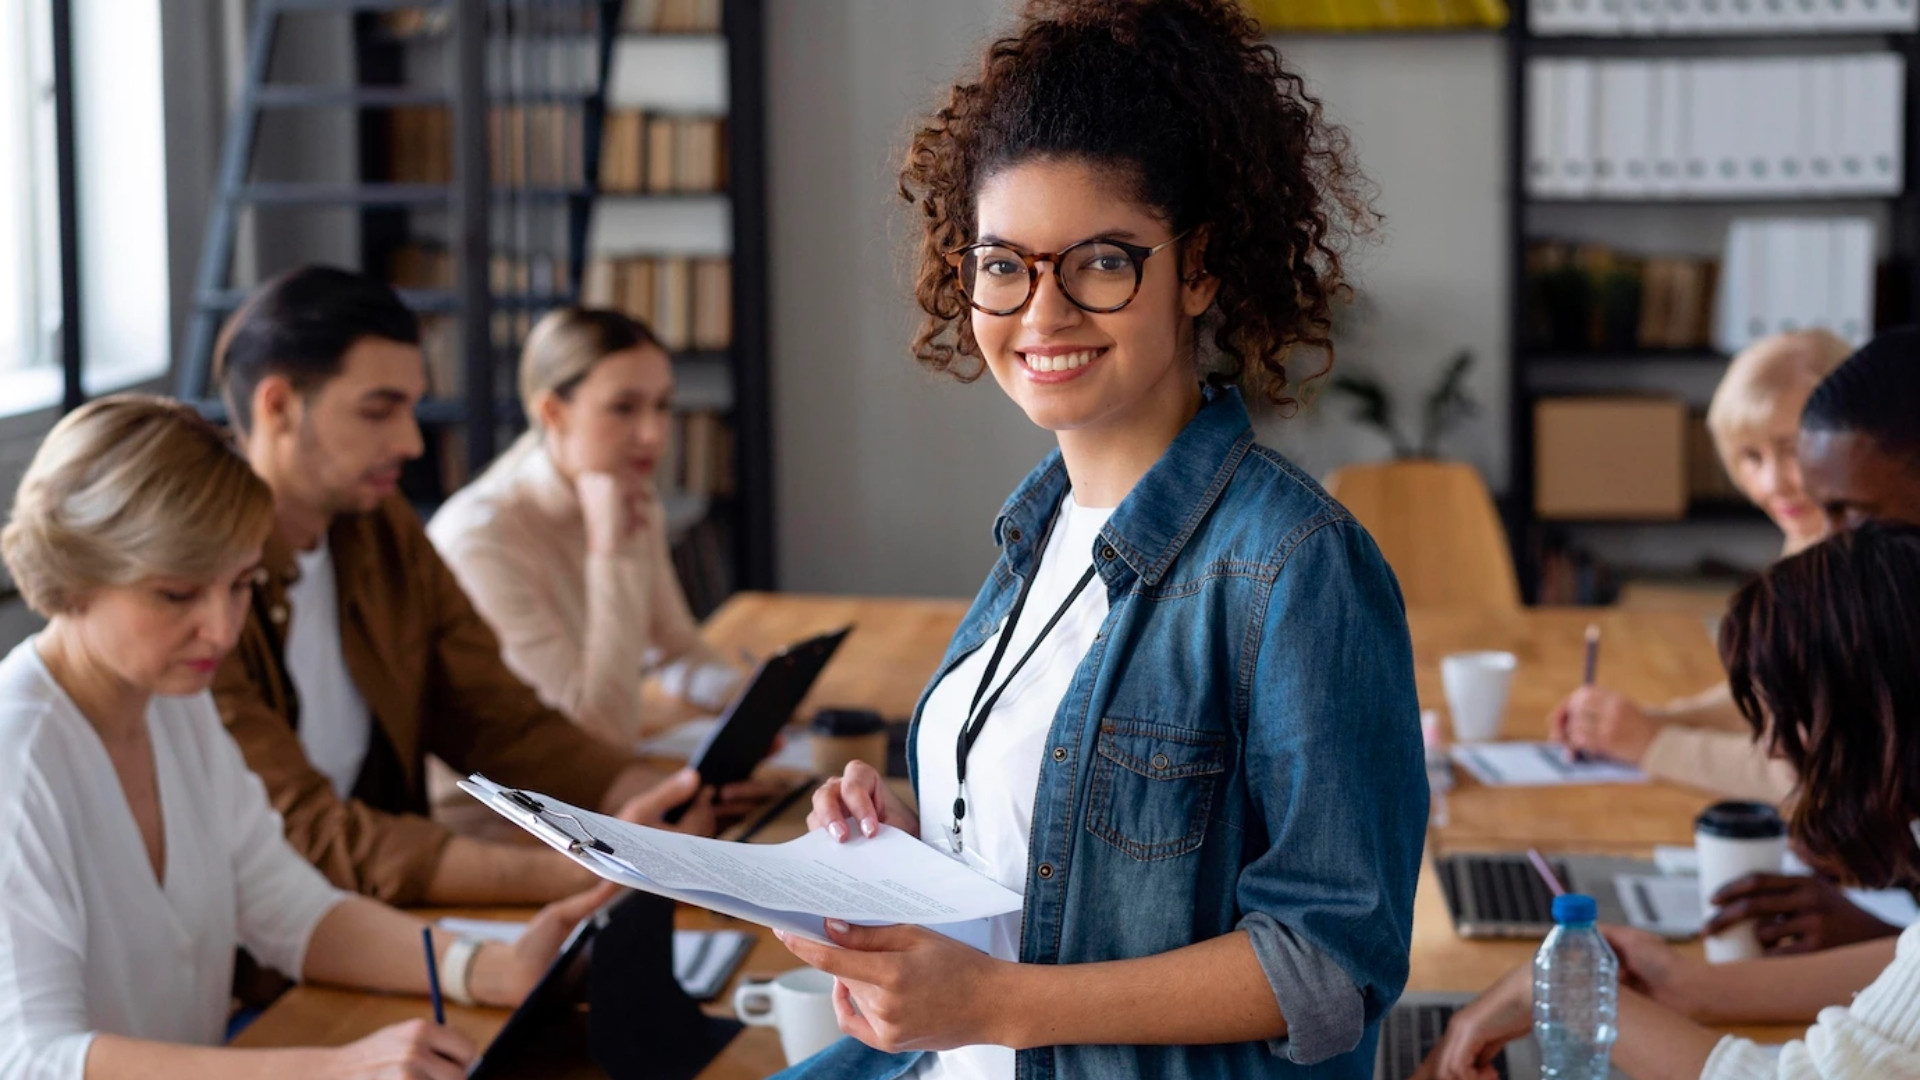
{"left": 1696, "top": 801, "right": 1788, "bottom": 963}
{"left": 733, "top": 967, "right": 841, "bottom": 1065}
{"left": 1440, "top": 651, "right": 1518, "bottom": 743}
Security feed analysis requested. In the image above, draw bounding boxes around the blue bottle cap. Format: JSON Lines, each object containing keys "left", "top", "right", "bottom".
{"left": 1552, "top": 893, "right": 1598, "bottom": 924}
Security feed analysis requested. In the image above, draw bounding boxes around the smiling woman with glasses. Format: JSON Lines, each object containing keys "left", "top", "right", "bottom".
{"left": 772, "top": 2, "right": 1425, "bottom": 1080}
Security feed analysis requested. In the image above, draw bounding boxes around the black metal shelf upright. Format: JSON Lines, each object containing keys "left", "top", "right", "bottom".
{"left": 1501, "top": 9, "right": 1920, "bottom": 601}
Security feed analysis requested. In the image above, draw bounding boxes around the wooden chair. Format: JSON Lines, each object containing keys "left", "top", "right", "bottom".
{"left": 1323, "top": 460, "right": 1521, "bottom": 610}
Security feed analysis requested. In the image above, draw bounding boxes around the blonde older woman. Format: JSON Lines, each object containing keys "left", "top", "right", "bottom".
{"left": 1548, "top": 330, "right": 1852, "bottom": 799}
{"left": 428, "top": 308, "right": 742, "bottom": 745}
{"left": 0, "top": 396, "right": 631, "bottom": 1080}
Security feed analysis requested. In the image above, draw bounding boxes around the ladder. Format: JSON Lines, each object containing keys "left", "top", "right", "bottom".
{"left": 178, "top": 0, "right": 619, "bottom": 470}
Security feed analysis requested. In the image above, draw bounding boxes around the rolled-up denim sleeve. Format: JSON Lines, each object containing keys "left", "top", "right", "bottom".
{"left": 1237, "top": 518, "right": 1426, "bottom": 1065}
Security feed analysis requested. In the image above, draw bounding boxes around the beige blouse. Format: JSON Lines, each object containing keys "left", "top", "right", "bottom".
{"left": 427, "top": 435, "right": 741, "bottom": 744}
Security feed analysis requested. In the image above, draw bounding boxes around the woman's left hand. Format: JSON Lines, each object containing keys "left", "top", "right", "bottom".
{"left": 1411, "top": 964, "right": 1534, "bottom": 1080}
{"left": 774, "top": 921, "right": 1017, "bottom": 1053}
{"left": 474, "top": 882, "right": 620, "bottom": 1007}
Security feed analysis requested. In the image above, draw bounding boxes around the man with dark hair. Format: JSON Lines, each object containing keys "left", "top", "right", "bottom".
{"left": 1799, "top": 325, "right": 1920, "bottom": 532}
{"left": 211, "top": 266, "right": 728, "bottom": 908}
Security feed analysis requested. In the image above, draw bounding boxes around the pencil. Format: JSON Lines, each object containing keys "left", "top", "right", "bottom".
{"left": 422, "top": 926, "right": 445, "bottom": 1025}
{"left": 1527, "top": 847, "right": 1568, "bottom": 898}
{"left": 1582, "top": 623, "right": 1601, "bottom": 686}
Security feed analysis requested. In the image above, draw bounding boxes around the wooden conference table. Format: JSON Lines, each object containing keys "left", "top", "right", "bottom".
{"left": 236, "top": 593, "right": 1804, "bottom": 1074}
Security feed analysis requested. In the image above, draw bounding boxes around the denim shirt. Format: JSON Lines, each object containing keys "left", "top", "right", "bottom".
{"left": 779, "top": 387, "right": 1426, "bottom": 1080}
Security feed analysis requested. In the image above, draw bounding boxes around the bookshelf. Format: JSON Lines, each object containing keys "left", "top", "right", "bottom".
{"left": 578, "top": 0, "right": 773, "bottom": 613}
{"left": 1501, "top": 7, "right": 1920, "bottom": 602}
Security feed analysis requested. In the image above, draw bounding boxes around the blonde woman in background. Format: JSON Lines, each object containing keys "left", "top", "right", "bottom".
{"left": 1550, "top": 329, "right": 1852, "bottom": 801}
{"left": 0, "top": 396, "right": 612, "bottom": 1080}
{"left": 429, "top": 308, "right": 743, "bottom": 746}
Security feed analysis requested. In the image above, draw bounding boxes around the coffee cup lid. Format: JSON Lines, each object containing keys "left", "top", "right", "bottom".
{"left": 1694, "top": 800, "right": 1786, "bottom": 840}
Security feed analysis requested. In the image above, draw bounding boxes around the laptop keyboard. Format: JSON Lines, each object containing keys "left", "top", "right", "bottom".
{"left": 1441, "top": 853, "right": 1570, "bottom": 929}
{"left": 1379, "top": 1003, "right": 1510, "bottom": 1080}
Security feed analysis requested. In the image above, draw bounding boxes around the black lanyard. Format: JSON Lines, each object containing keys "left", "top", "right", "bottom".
{"left": 948, "top": 496, "right": 1098, "bottom": 855}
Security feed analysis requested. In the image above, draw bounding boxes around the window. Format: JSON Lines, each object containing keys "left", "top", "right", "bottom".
{"left": 0, "top": 0, "right": 63, "bottom": 380}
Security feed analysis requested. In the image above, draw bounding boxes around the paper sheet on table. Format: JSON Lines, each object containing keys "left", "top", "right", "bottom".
{"left": 637, "top": 716, "right": 817, "bottom": 773}
{"left": 459, "top": 775, "right": 1021, "bottom": 947}
{"left": 435, "top": 918, "right": 752, "bottom": 999}
{"left": 1452, "top": 742, "right": 1649, "bottom": 787}
{"left": 1615, "top": 873, "right": 1920, "bottom": 935}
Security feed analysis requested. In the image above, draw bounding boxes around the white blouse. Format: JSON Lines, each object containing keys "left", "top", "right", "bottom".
{"left": 0, "top": 638, "right": 346, "bottom": 1080}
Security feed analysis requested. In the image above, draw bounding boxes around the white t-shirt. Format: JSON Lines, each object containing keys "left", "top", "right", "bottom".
{"left": 911, "top": 492, "right": 1113, "bottom": 1080}
{"left": 0, "top": 638, "right": 346, "bottom": 1080}
{"left": 285, "top": 540, "right": 374, "bottom": 798}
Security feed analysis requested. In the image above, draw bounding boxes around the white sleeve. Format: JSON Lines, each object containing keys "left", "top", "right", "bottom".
{"left": 1700, "top": 924, "right": 1920, "bottom": 1080}
{"left": 203, "top": 698, "right": 347, "bottom": 981}
{"left": 0, "top": 769, "right": 98, "bottom": 1080}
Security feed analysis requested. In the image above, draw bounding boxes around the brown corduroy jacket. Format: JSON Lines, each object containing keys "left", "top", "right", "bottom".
{"left": 212, "top": 496, "right": 637, "bottom": 905}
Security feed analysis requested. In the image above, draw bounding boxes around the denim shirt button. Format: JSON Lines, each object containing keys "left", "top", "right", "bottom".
{"left": 1051, "top": 746, "right": 1068, "bottom": 763}
{"left": 1100, "top": 545, "right": 1117, "bottom": 561}
{"left": 1037, "top": 863, "right": 1054, "bottom": 880}
{"left": 1007, "top": 527, "right": 1023, "bottom": 544}
{"left": 1151, "top": 753, "right": 1170, "bottom": 771}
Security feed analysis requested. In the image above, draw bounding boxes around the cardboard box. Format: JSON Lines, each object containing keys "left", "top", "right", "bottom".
{"left": 1534, "top": 396, "right": 1688, "bottom": 520}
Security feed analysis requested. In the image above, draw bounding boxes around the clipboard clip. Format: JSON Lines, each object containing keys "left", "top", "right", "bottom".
{"left": 500, "top": 787, "right": 614, "bottom": 855}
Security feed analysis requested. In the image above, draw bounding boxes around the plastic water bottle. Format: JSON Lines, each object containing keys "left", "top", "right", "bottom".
{"left": 1533, "top": 893, "right": 1618, "bottom": 1080}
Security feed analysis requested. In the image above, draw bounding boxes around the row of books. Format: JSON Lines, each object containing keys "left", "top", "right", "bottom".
{"left": 1250, "top": 0, "right": 1508, "bottom": 31}
{"left": 1714, "top": 217, "right": 1876, "bottom": 354}
{"left": 1526, "top": 54, "right": 1905, "bottom": 199}
{"left": 662, "top": 411, "right": 736, "bottom": 500}
{"left": 383, "top": 105, "right": 592, "bottom": 190}
{"left": 623, "top": 0, "right": 725, "bottom": 33}
{"left": 598, "top": 113, "right": 726, "bottom": 194}
{"left": 581, "top": 256, "right": 733, "bottom": 351}
{"left": 1533, "top": 538, "right": 1620, "bottom": 606}
{"left": 388, "top": 244, "right": 577, "bottom": 300}
{"left": 379, "top": 5, "right": 600, "bottom": 41}
{"left": 1524, "top": 241, "right": 1719, "bottom": 353}
{"left": 1528, "top": 0, "right": 1917, "bottom": 35}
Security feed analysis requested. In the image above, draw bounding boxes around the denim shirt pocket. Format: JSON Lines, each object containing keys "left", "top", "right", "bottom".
{"left": 1086, "top": 717, "right": 1228, "bottom": 861}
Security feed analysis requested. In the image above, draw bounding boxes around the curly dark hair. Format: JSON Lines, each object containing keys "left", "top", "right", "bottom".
{"left": 898, "top": 0, "right": 1376, "bottom": 409}
{"left": 1720, "top": 521, "right": 1920, "bottom": 889}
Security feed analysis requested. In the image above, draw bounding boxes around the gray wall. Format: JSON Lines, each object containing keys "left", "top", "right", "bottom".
{"left": 766, "top": 11, "right": 1512, "bottom": 597}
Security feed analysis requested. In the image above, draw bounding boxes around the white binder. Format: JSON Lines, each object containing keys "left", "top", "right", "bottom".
{"left": 1861, "top": 54, "right": 1906, "bottom": 195}
{"left": 1596, "top": 61, "right": 1655, "bottom": 197}
{"left": 1530, "top": 0, "right": 1582, "bottom": 34}
{"left": 1756, "top": 59, "right": 1807, "bottom": 196}
{"left": 1649, "top": 60, "right": 1690, "bottom": 197}
{"left": 1558, "top": 59, "right": 1600, "bottom": 198}
{"left": 1830, "top": 218, "right": 1876, "bottom": 346}
{"left": 1686, "top": 60, "right": 1744, "bottom": 198}
{"left": 1805, "top": 58, "right": 1844, "bottom": 194}
{"left": 1714, "top": 220, "right": 1760, "bottom": 354}
{"left": 1527, "top": 60, "right": 1565, "bottom": 197}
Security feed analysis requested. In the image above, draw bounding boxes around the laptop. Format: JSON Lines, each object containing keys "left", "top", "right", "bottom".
{"left": 1436, "top": 851, "right": 1682, "bottom": 939}
{"left": 1377, "top": 992, "right": 1628, "bottom": 1080}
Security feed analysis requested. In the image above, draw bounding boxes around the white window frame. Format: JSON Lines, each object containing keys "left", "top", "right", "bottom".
{"left": 0, "top": 0, "right": 64, "bottom": 410}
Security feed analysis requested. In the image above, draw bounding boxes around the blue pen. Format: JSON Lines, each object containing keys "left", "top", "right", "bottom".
{"left": 422, "top": 926, "right": 445, "bottom": 1025}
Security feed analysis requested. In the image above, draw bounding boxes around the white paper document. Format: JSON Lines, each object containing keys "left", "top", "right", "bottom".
{"left": 1452, "top": 742, "right": 1649, "bottom": 787}
{"left": 460, "top": 775, "right": 1023, "bottom": 947}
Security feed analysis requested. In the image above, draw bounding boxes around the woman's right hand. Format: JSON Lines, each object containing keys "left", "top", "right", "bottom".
{"left": 579, "top": 471, "right": 651, "bottom": 556}
{"left": 1599, "top": 925, "right": 1715, "bottom": 1020}
{"left": 808, "top": 761, "right": 917, "bottom": 841}
{"left": 328, "top": 1019, "right": 476, "bottom": 1080}
{"left": 1547, "top": 685, "right": 1662, "bottom": 764}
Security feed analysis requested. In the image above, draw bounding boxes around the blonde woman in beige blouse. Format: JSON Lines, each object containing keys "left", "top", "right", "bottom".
{"left": 1551, "top": 329, "right": 1853, "bottom": 803}
{"left": 429, "top": 308, "right": 743, "bottom": 746}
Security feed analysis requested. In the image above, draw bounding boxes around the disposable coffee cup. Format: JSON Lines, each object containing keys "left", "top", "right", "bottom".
{"left": 733, "top": 967, "right": 842, "bottom": 1065}
{"left": 1440, "top": 651, "right": 1518, "bottom": 743}
{"left": 809, "top": 708, "right": 888, "bottom": 777}
{"left": 1695, "top": 801, "right": 1788, "bottom": 963}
